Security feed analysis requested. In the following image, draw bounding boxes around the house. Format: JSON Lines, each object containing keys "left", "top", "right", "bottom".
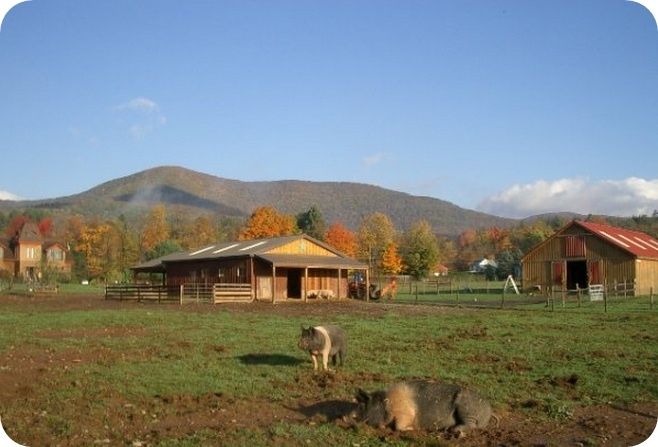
{"left": 470, "top": 258, "right": 497, "bottom": 273}
{"left": 131, "top": 234, "right": 369, "bottom": 301}
{"left": 521, "top": 220, "right": 658, "bottom": 296}
{"left": 433, "top": 263, "right": 449, "bottom": 276}
{"left": 0, "top": 223, "right": 72, "bottom": 280}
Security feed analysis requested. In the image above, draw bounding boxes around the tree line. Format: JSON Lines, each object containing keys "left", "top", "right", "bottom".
{"left": 2, "top": 206, "right": 657, "bottom": 284}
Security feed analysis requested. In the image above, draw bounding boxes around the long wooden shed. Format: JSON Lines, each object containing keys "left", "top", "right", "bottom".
{"left": 131, "top": 234, "right": 368, "bottom": 302}
{"left": 521, "top": 220, "right": 658, "bottom": 296}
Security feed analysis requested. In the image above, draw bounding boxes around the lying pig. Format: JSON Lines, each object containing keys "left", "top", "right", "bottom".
{"left": 298, "top": 325, "right": 347, "bottom": 371}
{"left": 352, "top": 379, "right": 495, "bottom": 436}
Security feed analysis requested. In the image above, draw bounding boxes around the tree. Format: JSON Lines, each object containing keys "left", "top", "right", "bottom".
{"left": 357, "top": 212, "right": 396, "bottom": 269}
{"left": 181, "top": 215, "right": 217, "bottom": 249}
{"left": 75, "top": 221, "right": 118, "bottom": 280}
{"left": 239, "top": 206, "right": 297, "bottom": 240}
{"left": 145, "top": 239, "right": 182, "bottom": 261}
{"left": 401, "top": 220, "right": 439, "bottom": 279}
{"left": 380, "top": 242, "right": 403, "bottom": 275}
{"left": 324, "top": 222, "right": 358, "bottom": 257}
{"left": 141, "top": 204, "right": 170, "bottom": 254}
{"left": 296, "top": 205, "right": 326, "bottom": 240}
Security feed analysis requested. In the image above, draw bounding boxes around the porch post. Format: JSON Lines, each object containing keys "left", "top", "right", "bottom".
{"left": 337, "top": 269, "right": 341, "bottom": 300}
{"left": 250, "top": 256, "right": 255, "bottom": 301}
{"left": 272, "top": 265, "right": 276, "bottom": 303}
{"left": 304, "top": 268, "right": 308, "bottom": 303}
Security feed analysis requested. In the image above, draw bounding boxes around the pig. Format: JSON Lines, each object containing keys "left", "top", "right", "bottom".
{"left": 352, "top": 380, "right": 495, "bottom": 437}
{"left": 298, "top": 325, "right": 347, "bottom": 371}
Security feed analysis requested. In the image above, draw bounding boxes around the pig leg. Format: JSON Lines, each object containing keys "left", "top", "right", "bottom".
{"left": 311, "top": 354, "right": 318, "bottom": 370}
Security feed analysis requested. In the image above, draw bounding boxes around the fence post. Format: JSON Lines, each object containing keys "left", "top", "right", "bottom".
{"left": 456, "top": 281, "right": 460, "bottom": 306}
{"left": 501, "top": 287, "right": 505, "bottom": 309}
{"left": 650, "top": 287, "right": 654, "bottom": 310}
{"left": 576, "top": 283, "right": 581, "bottom": 308}
{"left": 137, "top": 286, "right": 141, "bottom": 303}
{"left": 604, "top": 283, "right": 608, "bottom": 313}
{"left": 623, "top": 278, "right": 627, "bottom": 300}
{"left": 414, "top": 285, "right": 418, "bottom": 304}
{"left": 180, "top": 284, "right": 183, "bottom": 305}
{"left": 550, "top": 286, "right": 555, "bottom": 312}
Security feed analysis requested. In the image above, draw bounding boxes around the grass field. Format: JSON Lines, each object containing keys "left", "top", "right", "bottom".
{"left": 0, "top": 294, "right": 656, "bottom": 446}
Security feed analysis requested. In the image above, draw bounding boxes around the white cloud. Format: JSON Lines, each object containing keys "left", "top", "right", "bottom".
{"left": 362, "top": 152, "right": 385, "bottom": 167}
{"left": 477, "top": 177, "right": 658, "bottom": 218}
{"left": 0, "top": 190, "right": 22, "bottom": 201}
{"left": 115, "top": 97, "right": 160, "bottom": 113}
{"left": 114, "top": 97, "right": 166, "bottom": 139}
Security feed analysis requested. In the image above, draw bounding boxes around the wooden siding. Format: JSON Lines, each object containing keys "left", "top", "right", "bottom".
{"left": 166, "top": 259, "right": 251, "bottom": 287}
{"left": 265, "top": 239, "right": 337, "bottom": 257}
{"left": 635, "top": 259, "right": 658, "bottom": 295}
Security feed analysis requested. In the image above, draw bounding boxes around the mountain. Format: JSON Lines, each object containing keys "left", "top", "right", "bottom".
{"left": 0, "top": 166, "right": 516, "bottom": 236}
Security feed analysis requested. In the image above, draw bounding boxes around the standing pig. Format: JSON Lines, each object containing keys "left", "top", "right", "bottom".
{"left": 352, "top": 380, "right": 494, "bottom": 437}
{"left": 298, "top": 325, "right": 347, "bottom": 371}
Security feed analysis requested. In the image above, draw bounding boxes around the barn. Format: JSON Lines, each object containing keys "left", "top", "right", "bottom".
{"left": 130, "top": 234, "right": 368, "bottom": 302}
{"left": 521, "top": 220, "right": 658, "bottom": 296}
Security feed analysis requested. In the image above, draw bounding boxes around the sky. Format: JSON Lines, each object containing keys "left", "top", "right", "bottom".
{"left": 0, "top": 0, "right": 657, "bottom": 219}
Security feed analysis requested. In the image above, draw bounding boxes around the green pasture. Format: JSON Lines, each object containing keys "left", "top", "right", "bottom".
{"left": 1, "top": 298, "right": 656, "bottom": 446}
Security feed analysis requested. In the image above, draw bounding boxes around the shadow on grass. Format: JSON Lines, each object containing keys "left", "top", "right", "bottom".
{"left": 288, "top": 400, "right": 357, "bottom": 422}
{"left": 238, "top": 353, "right": 304, "bottom": 366}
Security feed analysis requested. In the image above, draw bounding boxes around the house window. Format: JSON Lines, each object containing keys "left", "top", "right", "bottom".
{"left": 565, "top": 236, "right": 586, "bottom": 257}
{"left": 48, "top": 248, "right": 64, "bottom": 261}
{"left": 26, "top": 247, "right": 38, "bottom": 259}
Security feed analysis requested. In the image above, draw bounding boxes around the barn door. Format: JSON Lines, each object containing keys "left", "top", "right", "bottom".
{"left": 257, "top": 276, "right": 272, "bottom": 300}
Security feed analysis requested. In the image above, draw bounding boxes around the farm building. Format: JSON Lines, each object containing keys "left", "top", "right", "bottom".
{"left": 130, "top": 234, "right": 368, "bottom": 302}
{"left": 521, "top": 220, "right": 658, "bottom": 296}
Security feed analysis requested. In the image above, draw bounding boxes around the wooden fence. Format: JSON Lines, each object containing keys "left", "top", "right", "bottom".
{"left": 105, "top": 283, "right": 254, "bottom": 304}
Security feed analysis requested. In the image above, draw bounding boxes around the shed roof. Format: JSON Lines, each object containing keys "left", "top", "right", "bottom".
{"left": 131, "top": 234, "right": 367, "bottom": 272}
{"left": 575, "top": 221, "right": 658, "bottom": 260}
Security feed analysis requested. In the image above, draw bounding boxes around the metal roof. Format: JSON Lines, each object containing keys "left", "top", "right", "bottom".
{"left": 575, "top": 221, "right": 658, "bottom": 260}
{"left": 256, "top": 253, "right": 367, "bottom": 269}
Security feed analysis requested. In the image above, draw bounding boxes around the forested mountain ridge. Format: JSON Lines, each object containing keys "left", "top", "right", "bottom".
{"left": 0, "top": 165, "right": 515, "bottom": 236}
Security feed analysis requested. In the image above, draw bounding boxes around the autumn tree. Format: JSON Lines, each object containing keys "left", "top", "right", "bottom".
{"left": 181, "top": 215, "right": 217, "bottom": 249}
{"left": 357, "top": 212, "right": 396, "bottom": 269}
{"left": 324, "top": 222, "right": 358, "bottom": 257}
{"left": 296, "top": 205, "right": 326, "bottom": 240}
{"left": 141, "top": 204, "right": 170, "bottom": 255}
{"left": 75, "top": 221, "right": 119, "bottom": 280}
{"left": 380, "top": 242, "right": 403, "bottom": 275}
{"left": 239, "top": 206, "right": 297, "bottom": 240}
{"left": 401, "top": 220, "right": 439, "bottom": 279}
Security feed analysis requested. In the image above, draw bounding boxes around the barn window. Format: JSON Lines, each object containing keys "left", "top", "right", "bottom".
{"left": 565, "top": 236, "right": 586, "bottom": 257}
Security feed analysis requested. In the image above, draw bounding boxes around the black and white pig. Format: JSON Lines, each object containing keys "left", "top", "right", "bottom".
{"left": 298, "top": 325, "right": 347, "bottom": 371}
{"left": 352, "top": 379, "right": 495, "bottom": 437}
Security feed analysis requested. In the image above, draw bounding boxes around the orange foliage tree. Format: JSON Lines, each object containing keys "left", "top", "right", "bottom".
{"left": 238, "top": 206, "right": 297, "bottom": 240}
{"left": 324, "top": 222, "right": 357, "bottom": 257}
{"left": 379, "top": 242, "right": 403, "bottom": 275}
{"left": 141, "top": 204, "right": 170, "bottom": 253}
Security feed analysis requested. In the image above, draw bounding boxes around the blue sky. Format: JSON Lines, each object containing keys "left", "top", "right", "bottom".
{"left": 0, "top": 0, "right": 657, "bottom": 219}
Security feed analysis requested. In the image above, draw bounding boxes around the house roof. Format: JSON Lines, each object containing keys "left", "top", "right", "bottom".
{"left": 132, "top": 234, "right": 367, "bottom": 272}
{"left": 575, "top": 221, "right": 658, "bottom": 260}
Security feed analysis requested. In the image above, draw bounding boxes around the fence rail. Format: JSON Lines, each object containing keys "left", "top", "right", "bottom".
{"left": 105, "top": 283, "right": 254, "bottom": 304}
{"left": 104, "top": 285, "right": 180, "bottom": 302}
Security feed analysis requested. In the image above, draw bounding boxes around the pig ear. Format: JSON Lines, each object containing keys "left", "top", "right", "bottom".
{"left": 355, "top": 388, "right": 370, "bottom": 403}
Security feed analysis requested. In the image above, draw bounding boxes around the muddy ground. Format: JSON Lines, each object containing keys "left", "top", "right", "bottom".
{"left": 0, "top": 294, "right": 656, "bottom": 446}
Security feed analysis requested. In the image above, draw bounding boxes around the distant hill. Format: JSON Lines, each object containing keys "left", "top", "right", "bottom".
{"left": 0, "top": 166, "right": 516, "bottom": 236}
